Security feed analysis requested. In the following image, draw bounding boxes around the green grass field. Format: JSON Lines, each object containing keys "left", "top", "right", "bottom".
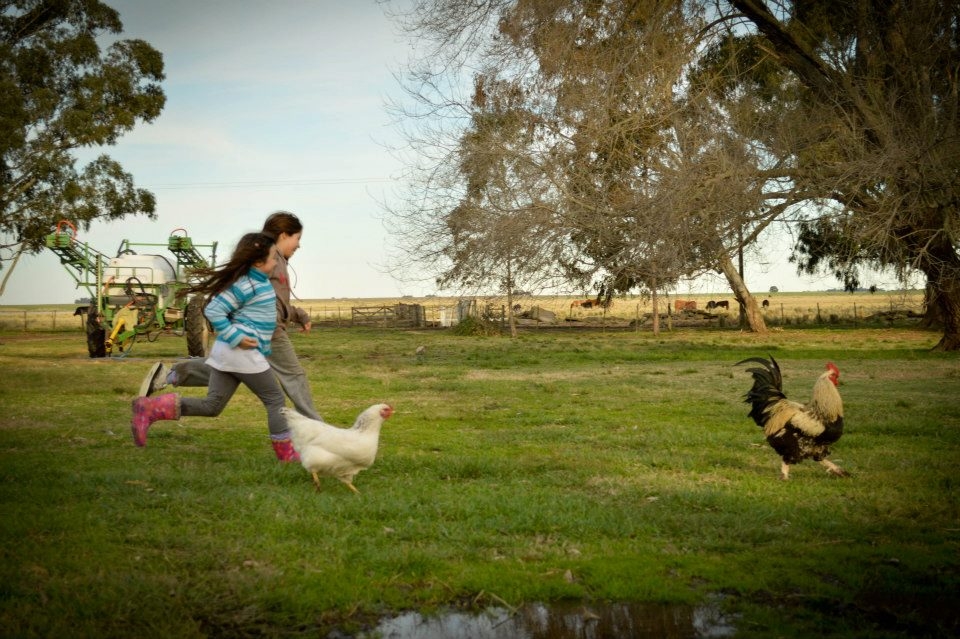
{"left": 0, "top": 325, "right": 957, "bottom": 637}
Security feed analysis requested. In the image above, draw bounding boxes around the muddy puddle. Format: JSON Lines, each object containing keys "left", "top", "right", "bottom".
{"left": 356, "top": 598, "right": 737, "bottom": 638}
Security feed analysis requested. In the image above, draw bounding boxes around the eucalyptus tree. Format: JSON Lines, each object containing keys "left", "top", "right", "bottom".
{"left": 716, "top": 0, "right": 960, "bottom": 350}
{"left": 0, "top": 0, "right": 163, "bottom": 276}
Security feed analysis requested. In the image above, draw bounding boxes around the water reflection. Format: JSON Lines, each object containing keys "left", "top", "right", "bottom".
{"left": 361, "top": 599, "right": 737, "bottom": 639}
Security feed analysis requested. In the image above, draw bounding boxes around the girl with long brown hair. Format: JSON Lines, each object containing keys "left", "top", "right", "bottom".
{"left": 138, "top": 211, "right": 323, "bottom": 461}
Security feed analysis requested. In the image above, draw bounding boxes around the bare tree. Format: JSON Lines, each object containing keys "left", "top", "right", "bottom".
{"left": 383, "top": 1, "right": 784, "bottom": 333}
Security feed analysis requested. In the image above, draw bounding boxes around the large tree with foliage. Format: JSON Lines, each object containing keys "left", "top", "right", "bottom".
{"left": 725, "top": 0, "right": 960, "bottom": 350}
{"left": 387, "top": 0, "right": 959, "bottom": 348}
{"left": 0, "top": 0, "right": 163, "bottom": 275}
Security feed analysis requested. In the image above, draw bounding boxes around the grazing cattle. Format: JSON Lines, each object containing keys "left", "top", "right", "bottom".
{"left": 762, "top": 299, "right": 770, "bottom": 308}
{"left": 674, "top": 299, "right": 697, "bottom": 312}
{"left": 706, "top": 300, "right": 730, "bottom": 310}
{"left": 73, "top": 306, "right": 88, "bottom": 317}
{"left": 571, "top": 297, "right": 613, "bottom": 311}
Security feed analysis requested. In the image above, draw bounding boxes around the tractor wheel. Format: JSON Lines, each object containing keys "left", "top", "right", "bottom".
{"left": 185, "top": 296, "right": 210, "bottom": 357}
{"left": 85, "top": 304, "right": 106, "bottom": 358}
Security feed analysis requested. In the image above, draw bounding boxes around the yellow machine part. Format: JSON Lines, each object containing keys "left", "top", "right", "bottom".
{"left": 106, "top": 306, "right": 140, "bottom": 354}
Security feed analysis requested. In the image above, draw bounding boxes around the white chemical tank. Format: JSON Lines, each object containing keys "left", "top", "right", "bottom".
{"left": 105, "top": 254, "right": 176, "bottom": 288}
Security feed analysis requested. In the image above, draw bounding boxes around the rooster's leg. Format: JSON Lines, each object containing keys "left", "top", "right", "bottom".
{"left": 312, "top": 472, "right": 322, "bottom": 492}
{"left": 820, "top": 459, "right": 848, "bottom": 477}
{"left": 779, "top": 461, "right": 791, "bottom": 480}
{"left": 344, "top": 481, "right": 360, "bottom": 495}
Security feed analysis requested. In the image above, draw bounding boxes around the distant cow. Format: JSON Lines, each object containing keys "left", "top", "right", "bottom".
{"left": 761, "top": 299, "right": 770, "bottom": 308}
{"left": 706, "top": 300, "right": 729, "bottom": 310}
{"left": 674, "top": 299, "right": 697, "bottom": 312}
{"left": 571, "top": 298, "right": 607, "bottom": 310}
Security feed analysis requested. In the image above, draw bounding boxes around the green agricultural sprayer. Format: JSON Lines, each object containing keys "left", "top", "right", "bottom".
{"left": 44, "top": 220, "right": 218, "bottom": 358}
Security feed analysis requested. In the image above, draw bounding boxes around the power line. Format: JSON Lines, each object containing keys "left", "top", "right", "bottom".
{"left": 148, "top": 177, "right": 394, "bottom": 190}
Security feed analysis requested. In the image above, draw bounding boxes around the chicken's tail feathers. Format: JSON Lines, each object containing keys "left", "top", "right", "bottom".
{"left": 736, "top": 355, "right": 787, "bottom": 426}
{"left": 735, "top": 355, "right": 783, "bottom": 388}
{"left": 281, "top": 406, "right": 326, "bottom": 448}
{"left": 734, "top": 355, "right": 772, "bottom": 368}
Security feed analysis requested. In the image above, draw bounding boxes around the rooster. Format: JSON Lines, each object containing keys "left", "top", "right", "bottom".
{"left": 736, "top": 355, "right": 847, "bottom": 480}
{"left": 282, "top": 403, "right": 394, "bottom": 493}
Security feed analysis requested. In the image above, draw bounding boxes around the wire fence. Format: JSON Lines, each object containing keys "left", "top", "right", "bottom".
{"left": 0, "top": 303, "right": 471, "bottom": 332}
{"left": 0, "top": 297, "right": 925, "bottom": 333}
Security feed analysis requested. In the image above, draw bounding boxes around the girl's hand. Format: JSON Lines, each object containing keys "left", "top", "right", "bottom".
{"left": 238, "top": 336, "right": 258, "bottom": 349}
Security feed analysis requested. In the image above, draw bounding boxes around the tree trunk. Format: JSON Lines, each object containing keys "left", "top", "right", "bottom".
{"left": 718, "top": 252, "right": 767, "bottom": 333}
{"left": 920, "top": 282, "right": 942, "bottom": 328}
{"left": 922, "top": 252, "right": 960, "bottom": 352}
{"left": 651, "top": 281, "right": 660, "bottom": 336}
{"left": 505, "top": 260, "right": 517, "bottom": 338}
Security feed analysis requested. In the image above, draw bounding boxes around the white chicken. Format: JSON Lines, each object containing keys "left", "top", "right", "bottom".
{"left": 281, "top": 403, "right": 393, "bottom": 494}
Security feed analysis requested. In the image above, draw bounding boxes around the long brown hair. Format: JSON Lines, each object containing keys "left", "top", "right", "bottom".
{"left": 184, "top": 232, "right": 275, "bottom": 302}
{"left": 261, "top": 211, "right": 303, "bottom": 240}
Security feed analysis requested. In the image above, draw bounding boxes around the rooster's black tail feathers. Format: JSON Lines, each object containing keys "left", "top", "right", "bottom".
{"left": 735, "top": 355, "right": 787, "bottom": 427}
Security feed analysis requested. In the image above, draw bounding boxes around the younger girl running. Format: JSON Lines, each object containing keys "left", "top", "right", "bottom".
{"left": 130, "top": 232, "right": 297, "bottom": 460}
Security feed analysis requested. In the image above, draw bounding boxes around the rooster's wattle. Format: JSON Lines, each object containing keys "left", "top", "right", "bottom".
{"left": 736, "top": 355, "right": 847, "bottom": 480}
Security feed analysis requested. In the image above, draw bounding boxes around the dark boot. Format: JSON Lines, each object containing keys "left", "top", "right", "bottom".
{"left": 131, "top": 393, "right": 180, "bottom": 447}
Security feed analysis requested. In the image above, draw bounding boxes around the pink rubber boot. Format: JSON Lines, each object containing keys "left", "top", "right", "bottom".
{"left": 131, "top": 393, "right": 180, "bottom": 447}
{"left": 270, "top": 434, "right": 301, "bottom": 462}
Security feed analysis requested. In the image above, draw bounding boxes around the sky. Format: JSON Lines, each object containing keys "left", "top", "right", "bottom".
{"left": 1, "top": 0, "right": 908, "bottom": 305}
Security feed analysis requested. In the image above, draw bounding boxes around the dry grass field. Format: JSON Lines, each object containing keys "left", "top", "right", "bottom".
{"left": 295, "top": 289, "right": 925, "bottom": 328}
{"left": 0, "top": 289, "right": 925, "bottom": 332}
